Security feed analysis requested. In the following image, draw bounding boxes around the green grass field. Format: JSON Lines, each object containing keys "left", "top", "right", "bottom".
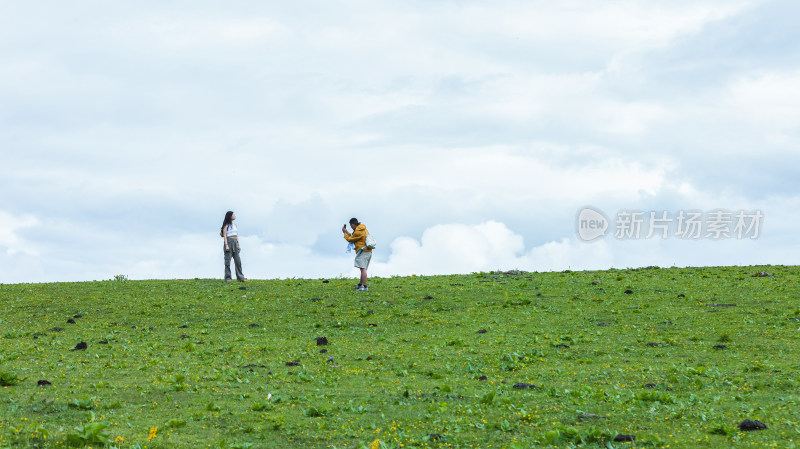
{"left": 2, "top": 265, "right": 799, "bottom": 448}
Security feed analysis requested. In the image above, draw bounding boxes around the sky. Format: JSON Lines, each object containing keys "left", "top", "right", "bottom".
{"left": 2, "top": 0, "right": 799, "bottom": 283}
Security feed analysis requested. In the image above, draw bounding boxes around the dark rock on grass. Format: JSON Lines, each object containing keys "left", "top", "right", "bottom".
{"left": 644, "top": 383, "right": 657, "bottom": 388}
{"left": 310, "top": 298, "right": 323, "bottom": 302}
{"left": 624, "top": 289, "right": 633, "bottom": 294}
{"left": 180, "top": 334, "right": 189, "bottom": 339}
{"left": 614, "top": 434, "right": 636, "bottom": 442}
{"left": 739, "top": 419, "right": 767, "bottom": 431}
{"left": 577, "top": 413, "right": 607, "bottom": 420}
{"left": 285, "top": 361, "right": 301, "bottom": 366}
{"left": 597, "top": 323, "right": 610, "bottom": 327}
{"left": 646, "top": 342, "right": 665, "bottom": 347}
{"left": 66, "top": 318, "right": 76, "bottom": 324}
{"left": 478, "top": 375, "right": 488, "bottom": 381}
{"left": 242, "top": 364, "right": 267, "bottom": 370}
{"left": 316, "top": 336, "right": 329, "bottom": 346}
{"left": 368, "top": 323, "right": 378, "bottom": 327}
{"left": 99, "top": 340, "right": 109, "bottom": 344}
{"left": 423, "top": 295, "right": 434, "bottom": 300}
{"left": 366, "top": 356, "right": 373, "bottom": 361}
{"left": 320, "top": 349, "right": 328, "bottom": 354}
{"left": 677, "top": 293, "right": 686, "bottom": 298}
{"left": 512, "top": 382, "right": 536, "bottom": 390}
{"left": 427, "top": 434, "right": 443, "bottom": 441}
{"left": 555, "top": 344, "right": 570, "bottom": 349}
{"left": 178, "top": 325, "right": 189, "bottom": 329}
{"left": 591, "top": 280, "right": 601, "bottom": 285}
{"left": 713, "top": 344, "right": 728, "bottom": 350}
{"left": 238, "top": 286, "right": 246, "bottom": 290}
{"left": 37, "top": 380, "right": 52, "bottom": 387}
{"left": 248, "top": 323, "right": 260, "bottom": 328}
{"left": 476, "top": 329, "right": 487, "bottom": 334}
{"left": 73, "top": 314, "right": 83, "bottom": 318}
{"left": 71, "top": 342, "right": 87, "bottom": 351}
{"left": 50, "top": 327, "right": 65, "bottom": 332}
{"left": 752, "top": 272, "right": 773, "bottom": 277}
{"left": 322, "top": 279, "right": 329, "bottom": 283}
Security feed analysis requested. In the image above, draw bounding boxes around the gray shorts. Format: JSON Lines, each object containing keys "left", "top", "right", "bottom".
{"left": 354, "top": 250, "right": 372, "bottom": 269}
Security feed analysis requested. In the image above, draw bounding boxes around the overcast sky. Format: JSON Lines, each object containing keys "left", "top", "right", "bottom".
{"left": 2, "top": 0, "right": 798, "bottom": 283}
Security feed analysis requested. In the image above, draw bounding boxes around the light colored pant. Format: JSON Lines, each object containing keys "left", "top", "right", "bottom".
{"left": 224, "top": 237, "right": 244, "bottom": 281}
{"left": 354, "top": 250, "right": 372, "bottom": 269}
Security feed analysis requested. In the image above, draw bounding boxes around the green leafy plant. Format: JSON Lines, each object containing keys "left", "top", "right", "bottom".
{"left": 303, "top": 406, "right": 328, "bottom": 417}
{"left": 479, "top": 391, "right": 496, "bottom": 405}
{"left": 709, "top": 423, "right": 737, "bottom": 436}
{"left": 634, "top": 391, "right": 675, "bottom": 404}
{"left": 544, "top": 425, "right": 615, "bottom": 445}
{"left": 0, "top": 370, "right": 19, "bottom": 386}
{"left": 69, "top": 398, "right": 95, "bottom": 410}
{"left": 65, "top": 422, "right": 111, "bottom": 447}
{"left": 206, "top": 402, "right": 222, "bottom": 412}
{"left": 167, "top": 418, "right": 187, "bottom": 429}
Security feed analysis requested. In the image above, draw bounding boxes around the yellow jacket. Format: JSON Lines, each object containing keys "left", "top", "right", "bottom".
{"left": 344, "top": 224, "right": 372, "bottom": 253}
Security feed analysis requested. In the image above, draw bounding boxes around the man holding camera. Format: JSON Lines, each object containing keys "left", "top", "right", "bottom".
{"left": 342, "top": 217, "right": 373, "bottom": 291}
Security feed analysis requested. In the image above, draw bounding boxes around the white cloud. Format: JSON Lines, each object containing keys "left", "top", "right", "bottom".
{"left": 485, "top": 1, "right": 748, "bottom": 44}
{"left": 0, "top": 0, "right": 798, "bottom": 283}
{"left": 126, "top": 16, "right": 290, "bottom": 52}
{"left": 727, "top": 69, "right": 800, "bottom": 133}
{"left": 373, "top": 221, "right": 524, "bottom": 275}
{"left": 0, "top": 211, "right": 39, "bottom": 257}
{"left": 370, "top": 221, "right": 615, "bottom": 276}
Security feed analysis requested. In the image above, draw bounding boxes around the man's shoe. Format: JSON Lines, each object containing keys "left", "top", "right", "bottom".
{"left": 354, "top": 284, "right": 362, "bottom": 290}
{"left": 357, "top": 285, "right": 368, "bottom": 292}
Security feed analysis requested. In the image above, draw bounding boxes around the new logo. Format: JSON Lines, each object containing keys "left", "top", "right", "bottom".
{"left": 577, "top": 207, "right": 608, "bottom": 241}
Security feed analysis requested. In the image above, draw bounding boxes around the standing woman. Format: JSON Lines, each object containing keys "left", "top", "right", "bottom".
{"left": 221, "top": 211, "right": 247, "bottom": 283}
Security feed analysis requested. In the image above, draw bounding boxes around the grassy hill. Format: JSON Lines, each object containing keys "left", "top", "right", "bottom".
{"left": 1, "top": 265, "right": 798, "bottom": 448}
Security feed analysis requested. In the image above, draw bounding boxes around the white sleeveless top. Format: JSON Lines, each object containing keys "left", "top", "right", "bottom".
{"left": 226, "top": 223, "right": 238, "bottom": 237}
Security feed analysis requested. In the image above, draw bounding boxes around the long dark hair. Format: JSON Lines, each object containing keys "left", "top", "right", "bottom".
{"left": 221, "top": 211, "right": 234, "bottom": 234}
